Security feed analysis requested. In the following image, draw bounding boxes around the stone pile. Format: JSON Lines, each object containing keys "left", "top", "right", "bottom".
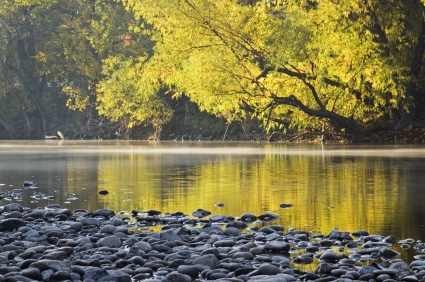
{"left": 0, "top": 203, "right": 423, "bottom": 281}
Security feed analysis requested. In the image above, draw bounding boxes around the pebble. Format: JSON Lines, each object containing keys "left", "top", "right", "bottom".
{"left": 0, "top": 205, "right": 421, "bottom": 281}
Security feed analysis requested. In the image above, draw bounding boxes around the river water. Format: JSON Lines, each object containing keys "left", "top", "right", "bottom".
{"left": 0, "top": 140, "right": 425, "bottom": 258}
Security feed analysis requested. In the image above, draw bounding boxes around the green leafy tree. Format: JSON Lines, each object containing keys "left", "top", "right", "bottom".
{"left": 125, "top": 0, "right": 425, "bottom": 136}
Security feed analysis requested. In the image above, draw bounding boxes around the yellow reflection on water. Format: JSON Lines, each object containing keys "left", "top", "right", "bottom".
{"left": 95, "top": 143, "right": 409, "bottom": 239}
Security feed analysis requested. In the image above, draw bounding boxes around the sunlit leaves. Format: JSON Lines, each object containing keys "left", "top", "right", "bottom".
{"left": 97, "top": 56, "right": 173, "bottom": 131}
{"left": 127, "top": 0, "right": 425, "bottom": 132}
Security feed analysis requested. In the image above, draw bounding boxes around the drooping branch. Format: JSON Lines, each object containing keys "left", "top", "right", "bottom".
{"left": 271, "top": 94, "right": 362, "bottom": 133}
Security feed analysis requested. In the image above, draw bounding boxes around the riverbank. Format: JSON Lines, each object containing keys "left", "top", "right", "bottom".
{"left": 0, "top": 203, "right": 424, "bottom": 282}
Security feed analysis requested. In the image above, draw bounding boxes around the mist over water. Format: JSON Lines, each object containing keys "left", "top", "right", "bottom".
{"left": 1, "top": 140, "right": 425, "bottom": 260}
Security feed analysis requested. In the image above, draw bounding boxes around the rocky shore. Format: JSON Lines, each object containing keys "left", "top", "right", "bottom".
{"left": 0, "top": 203, "right": 424, "bottom": 282}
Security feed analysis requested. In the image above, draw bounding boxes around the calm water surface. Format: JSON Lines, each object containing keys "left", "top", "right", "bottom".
{"left": 1, "top": 140, "right": 425, "bottom": 254}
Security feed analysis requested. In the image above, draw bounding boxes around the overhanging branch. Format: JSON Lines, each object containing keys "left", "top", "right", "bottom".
{"left": 271, "top": 94, "right": 362, "bottom": 133}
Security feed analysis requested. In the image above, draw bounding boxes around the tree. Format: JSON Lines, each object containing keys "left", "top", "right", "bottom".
{"left": 125, "top": 0, "right": 425, "bottom": 136}
{"left": 0, "top": 0, "right": 59, "bottom": 138}
{"left": 95, "top": 13, "right": 174, "bottom": 139}
{"left": 36, "top": 0, "right": 140, "bottom": 138}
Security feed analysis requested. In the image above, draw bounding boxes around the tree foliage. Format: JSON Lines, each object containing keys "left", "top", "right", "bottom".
{"left": 125, "top": 0, "right": 425, "bottom": 134}
{"left": 0, "top": 0, "right": 424, "bottom": 140}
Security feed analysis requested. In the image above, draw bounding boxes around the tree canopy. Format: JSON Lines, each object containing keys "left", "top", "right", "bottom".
{"left": 0, "top": 0, "right": 424, "bottom": 140}
{"left": 125, "top": 0, "right": 425, "bottom": 135}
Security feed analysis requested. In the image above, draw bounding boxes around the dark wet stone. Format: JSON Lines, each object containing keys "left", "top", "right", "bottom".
{"left": 20, "top": 268, "right": 42, "bottom": 280}
{"left": 319, "top": 250, "right": 344, "bottom": 262}
{"left": 240, "top": 212, "right": 257, "bottom": 223}
{"left": 257, "top": 212, "right": 278, "bottom": 222}
{"left": 316, "top": 263, "right": 334, "bottom": 274}
{"left": 194, "top": 254, "right": 219, "bottom": 269}
{"left": 292, "top": 254, "right": 314, "bottom": 265}
{"left": 3, "top": 203, "right": 24, "bottom": 213}
{"left": 305, "top": 245, "right": 320, "bottom": 253}
{"left": 224, "top": 227, "right": 241, "bottom": 237}
{"left": 98, "top": 270, "right": 131, "bottom": 282}
{"left": 0, "top": 219, "right": 26, "bottom": 232}
{"left": 383, "top": 235, "right": 397, "bottom": 244}
{"left": 351, "top": 230, "right": 369, "bottom": 237}
{"left": 80, "top": 217, "right": 100, "bottom": 227}
{"left": 319, "top": 239, "right": 334, "bottom": 247}
{"left": 358, "top": 266, "right": 377, "bottom": 275}
{"left": 50, "top": 270, "right": 72, "bottom": 281}
{"left": 23, "top": 181, "right": 37, "bottom": 187}
{"left": 402, "top": 276, "right": 419, "bottom": 282}
{"left": 210, "top": 214, "right": 226, "bottom": 222}
{"left": 394, "top": 261, "right": 411, "bottom": 270}
{"left": 100, "top": 224, "right": 117, "bottom": 234}
{"left": 248, "top": 264, "right": 281, "bottom": 276}
{"left": 301, "top": 272, "right": 320, "bottom": 280}
{"left": 24, "top": 230, "right": 47, "bottom": 242}
{"left": 263, "top": 241, "right": 290, "bottom": 253}
{"left": 259, "top": 226, "right": 276, "bottom": 234}
{"left": 22, "top": 210, "right": 45, "bottom": 220}
{"left": 29, "top": 259, "right": 64, "bottom": 272}
{"left": 226, "top": 221, "right": 248, "bottom": 230}
{"left": 331, "top": 268, "right": 347, "bottom": 277}
{"left": 93, "top": 208, "right": 115, "bottom": 218}
{"left": 380, "top": 247, "right": 401, "bottom": 260}
{"left": 269, "top": 225, "right": 285, "bottom": 232}
{"left": 4, "top": 275, "right": 35, "bottom": 282}
{"left": 83, "top": 267, "right": 109, "bottom": 280}
{"left": 158, "top": 229, "right": 180, "bottom": 241}
{"left": 177, "top": 265, "right": 199, "bottom": 280}
{"left": 213, "top": 240, "right": 235, "bottom": 247}
{"left": 191, "top": 209, "right": 211, "bottom": 218}
{"left": 233, "top": 252, "right": 255, "bottom": 261}
{"left": 327, "top": 231, "right": 353, "bottom": 241}
{"left": 162, "top": 271, "right": 192, "bottom": 282}
{"left": 279, "top": 203, "right": 293, "bottom": 208}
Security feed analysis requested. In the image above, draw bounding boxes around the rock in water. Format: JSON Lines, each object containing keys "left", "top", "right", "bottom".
{"left": 23, "top": 181, "right": 37, "bottom": 187}
{"left": 191, "top": 208, "right": 211, "bottom": 218}
{"left": 258, "top": 212, "right": 278, "bottom": 222}
{"left": 240, "top": 212, "right": 257, "bottom": 223}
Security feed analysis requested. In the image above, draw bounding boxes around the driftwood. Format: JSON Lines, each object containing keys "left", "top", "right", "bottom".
{"left": 44, "top": 130, "right": 65, "bottom": 140}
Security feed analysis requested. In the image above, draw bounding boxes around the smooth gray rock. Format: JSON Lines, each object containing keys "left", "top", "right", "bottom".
{"left": 3, "top": 203, "right": 24, "bottom": 213}
{"left": 177, "top": 265, "right": 199, "bottom": 280}
{"left": 264, "top": 241, "right": 290, "bottom": 253}
{"left": 163, "top": 271, "right": 192, "bottom": 282}
{"left": 80, "top": 217, "right": 100, "bottom": 226}
{"left": 20, "top": 268, "right": 42, "bottom": 280}
{"left": 100, "top": 224, "right": 117, "bottom": 234}
{"left": 83, "top": 266, "right": 109, "bottom": 280}
{"left": 98, "top": 235, "right": 122, "bottom": 248}
{"left": 224, "top": 227, "right": 241, "bottom": 237}
{"left": 194, "top": 254, "right": 219, "bottom": 269}
{"left": 98, "top": 270, "right": 131, "bottom": 282}
{"left": 93, "top": 209, "right": 115, "bottom": 218}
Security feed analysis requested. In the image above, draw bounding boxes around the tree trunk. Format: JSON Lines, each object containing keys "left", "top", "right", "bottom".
{"left": 0, "top": 110, "right": 16, "bottom": 139}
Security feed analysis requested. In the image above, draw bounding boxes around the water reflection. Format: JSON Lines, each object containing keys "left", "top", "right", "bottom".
{"left": 0, "top": 141, "right": 425, "bottom": 246}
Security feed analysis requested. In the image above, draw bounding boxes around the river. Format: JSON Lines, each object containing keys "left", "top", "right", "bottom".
{"left": 0, "top": 140, "right": 424, "bottom": 260}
